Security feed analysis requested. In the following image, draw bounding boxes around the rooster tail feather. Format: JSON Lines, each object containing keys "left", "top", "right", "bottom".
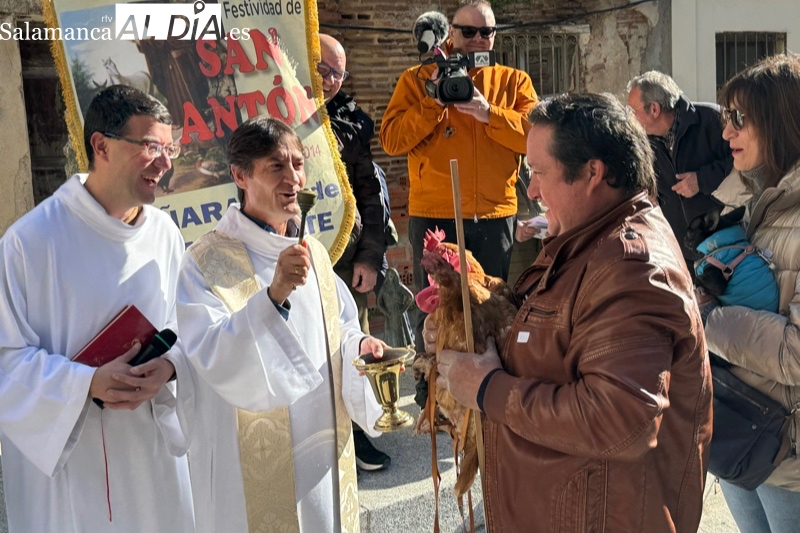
{"left": 453, "top": 439, "right": 479, "bottom": 499}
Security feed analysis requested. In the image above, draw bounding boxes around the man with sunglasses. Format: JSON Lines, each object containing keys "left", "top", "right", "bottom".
{"left": 627, "top": 71, "right": 733, "bottom": 268}
{"left": 0, "top": 85, "right": 194, "bottom": 532}
{"left": 319, "top": 33, "right": 394, "bottom": 473}
{"left": 381, "top": 0, "right": 537, "bottom": 371}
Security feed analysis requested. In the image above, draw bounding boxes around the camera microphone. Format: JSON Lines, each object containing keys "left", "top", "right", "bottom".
{"left": 413, "top": 11, "right": 449, "bottom": 54}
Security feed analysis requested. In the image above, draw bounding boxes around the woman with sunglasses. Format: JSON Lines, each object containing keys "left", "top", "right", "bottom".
{"left": 704, "top": 53, "right": 800, "bottom": 532}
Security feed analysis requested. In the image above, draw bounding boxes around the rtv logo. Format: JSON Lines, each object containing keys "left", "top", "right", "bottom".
{"left": 115, "top": 1, "right": 250, "bottom": 41}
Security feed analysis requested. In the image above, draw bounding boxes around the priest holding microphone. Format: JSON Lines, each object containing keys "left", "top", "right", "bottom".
{"left": 176, "top": 116, "right": 385, "bottom": 533}
{"left": 0, "top": 85, "right": 194, "bottom": 533}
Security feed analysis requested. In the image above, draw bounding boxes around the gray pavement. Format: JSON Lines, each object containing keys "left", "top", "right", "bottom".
{"left": 0, "top": 377, "right": 739, "bottom": 532}
{"left": 357, "top": 373, "right": 486, "bottom": 532}
{"left": 700, "top": 479, "right": 739, "bottom": 533}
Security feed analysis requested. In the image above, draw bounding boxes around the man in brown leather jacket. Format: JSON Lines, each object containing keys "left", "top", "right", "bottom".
{"left": 433, "top": 93, "right": 713, "bottom": 532}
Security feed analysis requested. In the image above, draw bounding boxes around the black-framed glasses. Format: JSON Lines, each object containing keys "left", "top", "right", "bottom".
{"left": 104, "top": 132, "right": 181, "bottom": 159}
{"left": 452, "top": 24, "right": 497, "bottom": 39}
{"left": 316, "top": 61, "right": 349, "bottom": 82}
{"left": 722, "top": 107, "right": 746, "bottom": 131}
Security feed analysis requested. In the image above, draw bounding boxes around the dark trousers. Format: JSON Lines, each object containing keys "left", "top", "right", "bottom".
{"left": 408, "top": 215, "right": 514, "bottom": 353}
{"left": 333, "top": 263, "right": 373, "bottom": 441}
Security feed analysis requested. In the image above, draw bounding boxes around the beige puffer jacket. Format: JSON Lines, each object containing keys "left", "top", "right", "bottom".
{"left": 706, "top": 164, "right": 800, "bottom": 490}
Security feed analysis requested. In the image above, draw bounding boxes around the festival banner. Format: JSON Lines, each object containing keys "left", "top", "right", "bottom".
{"left": 42, "top": 0, "right": 354, "bottom": 259}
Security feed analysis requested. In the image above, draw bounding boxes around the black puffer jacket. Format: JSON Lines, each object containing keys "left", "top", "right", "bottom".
{"left": 326, "top": 91, "right": 385, "bottom": 271}
{"left": 650, "top": 95, "right": 733, "bottom": 260}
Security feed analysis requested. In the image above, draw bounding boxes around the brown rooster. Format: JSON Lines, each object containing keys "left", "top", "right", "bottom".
{"left": 412, "top": 228, "right": 517, "bottom": 498}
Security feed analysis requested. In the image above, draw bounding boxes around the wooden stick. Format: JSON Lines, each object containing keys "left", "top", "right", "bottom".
{"left": 449, "top": 159, "right": 486, "bottom": 486}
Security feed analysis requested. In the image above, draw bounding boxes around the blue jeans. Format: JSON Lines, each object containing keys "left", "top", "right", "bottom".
{"left": 720, "top": 479, "right": 800, "bottom": 532}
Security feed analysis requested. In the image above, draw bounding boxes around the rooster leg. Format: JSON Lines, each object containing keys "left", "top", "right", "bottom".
{"left": 414, "top": 405, "right": 432, "bottom": 435}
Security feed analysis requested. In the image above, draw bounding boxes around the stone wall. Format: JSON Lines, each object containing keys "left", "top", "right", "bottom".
{"left": 0, "top": 8, "right": 36, "bottom": 233}
{"left": 0, "top": 0, "right": 68, "bottom": 234}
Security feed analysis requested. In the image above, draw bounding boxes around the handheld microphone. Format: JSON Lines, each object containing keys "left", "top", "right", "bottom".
{"left": 413, "top": 11, "right": 449, "bottom": 54}
{"left": 92, "top": 329, "right": 178, "bottom": 409}
{"left": 129, "top": 329, "right": 177, "bottom": 367}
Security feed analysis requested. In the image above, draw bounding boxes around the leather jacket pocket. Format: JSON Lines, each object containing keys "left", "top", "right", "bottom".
{"left": 504, "top": 297, "right": 569, "bottom": 375}
{"left": 519, "top": 297, "right": 568, "bottom": 330}
{"left": 555, "top": 463, "right": 607, "bottom": 533}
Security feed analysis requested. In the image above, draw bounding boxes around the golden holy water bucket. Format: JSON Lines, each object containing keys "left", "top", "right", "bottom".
{"left": 353, "top": 347, "right": 415, "bottom": 432}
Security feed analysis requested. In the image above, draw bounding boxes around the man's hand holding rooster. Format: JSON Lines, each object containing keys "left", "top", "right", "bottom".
{"left": 428, "top": 313, "right": 503, "bottom": 412}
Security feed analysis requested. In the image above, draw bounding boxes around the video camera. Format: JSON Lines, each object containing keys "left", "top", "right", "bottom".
{"left": 424, "top": 51, "right": 496, "bottom": 105}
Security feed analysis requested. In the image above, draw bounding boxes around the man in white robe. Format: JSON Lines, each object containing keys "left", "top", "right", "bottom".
{"left": 177, "top": 117, "right": 384, "bottom": 533}
{"left": 0, "top": 86, "right": 194, "bottom": 533}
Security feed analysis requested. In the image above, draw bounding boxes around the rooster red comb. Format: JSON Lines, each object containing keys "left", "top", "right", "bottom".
{"left": 423, "top": 227, "right": 446, "bottom": 252}
{"left": 422, "top": 227, "right": 471, "bottom": 274}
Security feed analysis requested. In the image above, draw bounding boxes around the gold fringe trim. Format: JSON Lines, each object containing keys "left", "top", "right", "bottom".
{"left": 42, "top": 0, "right": 88, "bottom": 173}
{"left": 304, "top": 0, "right": 355, "bottom": 265}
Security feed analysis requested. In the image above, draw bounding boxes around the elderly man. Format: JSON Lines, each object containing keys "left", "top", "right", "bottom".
{"left": 319, "top": 33, "right": 394, "bottom": 472}
{"left": 627, "top": 71, "right": 733, "bottom": 264}
{"left": 177, "top": 117, "right": 384, "bottom": 533}
{"left": 432, "top": 94, "right": 713, "bottom": 532}
{"left": 0, "top": 85, "right": 194, "bottom": 532}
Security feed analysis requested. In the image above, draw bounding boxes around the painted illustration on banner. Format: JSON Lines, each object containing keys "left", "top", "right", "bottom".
{"left": 44, "top": 0, "right": 354, "bottom": 256}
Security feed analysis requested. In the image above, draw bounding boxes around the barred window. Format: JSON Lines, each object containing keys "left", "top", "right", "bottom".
{"left": 494, "top": 31, "right": 583, "bottom": 96}
{"left": 716, "top": 32, "right": 787, "bottom": 93}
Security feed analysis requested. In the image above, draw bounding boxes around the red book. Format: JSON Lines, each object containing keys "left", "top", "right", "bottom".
{"left": 72, "top": 305, "right": 157, "bottom": 367}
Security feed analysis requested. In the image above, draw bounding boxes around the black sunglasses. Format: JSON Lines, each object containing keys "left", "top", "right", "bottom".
{"left": 452, "top": 24, "right": 496, "bottom": 39}
{"left": 722, "top": 107, "right": 746, "bottom": 131}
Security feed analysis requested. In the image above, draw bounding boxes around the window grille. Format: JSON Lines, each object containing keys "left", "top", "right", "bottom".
{"left": 716, "top": 32, "right": 787, "bottom": 93}
{"left": 494, "top": 32, "right": 582, "bottom": 96}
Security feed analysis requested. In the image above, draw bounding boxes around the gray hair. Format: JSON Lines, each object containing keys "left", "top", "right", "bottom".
{"left": 627, "top": 71, "right": 682, "bottom": 112}
{"left": 455, "top": 0, "right": 494, "bottom": 19}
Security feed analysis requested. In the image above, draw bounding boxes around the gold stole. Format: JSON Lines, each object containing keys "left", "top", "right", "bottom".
{"left": 189, "top": 231, "right": 360, "bottom": 533}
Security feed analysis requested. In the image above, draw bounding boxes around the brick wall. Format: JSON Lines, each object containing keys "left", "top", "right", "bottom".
{"left": 319, "top": 0, "right": 662, "bottom": 299}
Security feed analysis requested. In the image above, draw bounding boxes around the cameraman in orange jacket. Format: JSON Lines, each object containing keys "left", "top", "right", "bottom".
{"left": 380, "top": 0, "right": 537, "bottom": 368}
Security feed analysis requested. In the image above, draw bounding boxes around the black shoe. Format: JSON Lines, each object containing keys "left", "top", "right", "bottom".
{"left": 353, "top": 430, "right": 391, "bottom": 471}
